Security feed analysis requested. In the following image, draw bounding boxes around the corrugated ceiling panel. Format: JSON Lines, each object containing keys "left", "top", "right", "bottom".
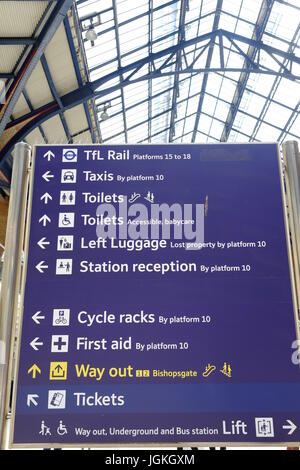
{"left": 0, "top": 45, "right": 25, "bottom": 72}
{"left": 11, "top": 94, "right": 31, "bottom": 119}
{"left": 45, "top": 24, "right": 78, "bottom": 96}
{"left": 25, "top": 61, "right": 53, "bottom": 108}
{"left": 42, "top": 114, "right": 67, "bottom": 143}
{"left": 64, "top": 105, "right": 89, "bottom": 135}
{"left": 72, "top": 130, "right": 92, "bottom": 144}
{"left": 0, "top": 1, "right": 49, "bottom": 37}
{"left": 26, "top": 127, "right": 46, "bottom": 146}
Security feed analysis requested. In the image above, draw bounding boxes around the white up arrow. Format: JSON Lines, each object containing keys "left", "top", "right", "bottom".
{"left": 39, "top": 215, "right": 51, "bottom": 227}
{"left": 36, "top": 261, "right": 48, "bottom": 274}
{"left": 30, "top": 337, "right": 44, "bottom": 351}
{"left": 32, "top": 311, "right": 45, "bottom": 325}
{"left": 37, "top": 237, "right": 50, "bottom": 250}
{"left": 43, "top": 150, "right": 55, "bottom": 162}
{"left": 42, "top": 171, "right": 54, "bottom": 182}
{"left": 27, "top": 394, "right": 39, "bottom": 407}
{"left": 283, "top": 420, "right": 297, "bottom": 435}
{"left": 40, "top": 192, "right": 53, "bottom": 204}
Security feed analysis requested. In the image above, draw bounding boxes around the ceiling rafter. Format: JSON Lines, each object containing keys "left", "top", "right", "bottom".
{"left": 250, "top": 22, "right": 300, "bottom": 141}
{"left": 191, "top": 0, "right": 223, "bottom": 142}
{"left": 111, "top": 0, "right": 128, "bottom": 143}
{"left": 168, "top": 0, "right": 189, "bottom": 142}
{"left": 220, "top": 0, "right": 276, "bottom": 142}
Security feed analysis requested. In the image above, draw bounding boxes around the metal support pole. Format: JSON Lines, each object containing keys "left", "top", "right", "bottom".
{"left": 0, "top": 142, "right": 31, "bottom": 449}
{"left": 283, "top": 140, "right": 300, "bottom": 313}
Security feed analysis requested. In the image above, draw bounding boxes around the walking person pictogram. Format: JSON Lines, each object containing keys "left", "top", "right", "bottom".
{"left": 39, "top": 420, "right": 51, "bottom": 436}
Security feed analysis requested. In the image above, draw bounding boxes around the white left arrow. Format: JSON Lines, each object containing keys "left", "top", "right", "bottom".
{"left": 36, "top": 261, "right": 48, "bottom": 274}
{"left": 37, "top": 237, "right": 50, "bottom": 250}
{"left": 30, "top": 337, "right": 44, "bottom": 351}
{"left": 27, "top": 394, "right": 39, "bottom": 407}
{"left": 32, "top": 311, "right": 45, "bottom": 325}
{"left": 40, "top": 192, "right": 53, "bottom": 204}
{"left": 283, "top": 420, "right": 297, "bottom": 435}
{"left": 42, "top": 171, "right": 54, "bottom": 182}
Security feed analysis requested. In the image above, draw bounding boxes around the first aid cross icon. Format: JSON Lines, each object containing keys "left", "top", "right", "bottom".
{"left": 51, "top": 335, "right": 69, "bottom": 353}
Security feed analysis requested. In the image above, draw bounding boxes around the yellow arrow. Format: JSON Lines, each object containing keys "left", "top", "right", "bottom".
{"left": 27, "top": 364, "right": 41, "bottom": 379}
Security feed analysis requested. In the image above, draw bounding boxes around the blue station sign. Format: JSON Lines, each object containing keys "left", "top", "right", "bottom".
{"left": 11, "top": 143, "right": 300, "bottom": 446}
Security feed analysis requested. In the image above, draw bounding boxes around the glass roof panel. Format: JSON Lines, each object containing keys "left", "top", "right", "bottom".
{"left": 76, "top": 0, "right": 300, "bottom": 145}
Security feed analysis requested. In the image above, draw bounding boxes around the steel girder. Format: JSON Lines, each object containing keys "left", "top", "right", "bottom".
{"left": 147, "top": 0, "right": 154, "bottom": 143}
{"left": 250, "top": 23, "right": 300, "bottom": 142}
{"left": 40, "top": 54, "right": 73, "bottom": 143}
{"left": 0, "top": 38, "right": 36, "bottom": 45}
{"left": 0, "top": 74, "right": 13, "bottom": 80}
{"left": 220, "top": 0, "right": 275, "bottom": 142}
{"left": 168, "top": 0, "right": 188, "bottom": 142}
{"left": 191, "top": 0, "right": 223, "bottom": 142}
{"left": 64, "top": 13, "right": 99, "bottom": 144}
{"left": 112, "top": 0, "right": 128, "bottom": 143}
